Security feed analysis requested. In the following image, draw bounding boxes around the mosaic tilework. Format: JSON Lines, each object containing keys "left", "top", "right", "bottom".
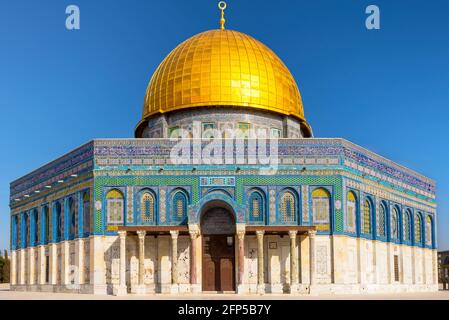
{"left": 159, "top": 187, "right": 167, "bottom": 224}
{"left": 11, "top": 138, "right": 435, "bottom": 206}
{"left": 93, "top": 176, "right": 200, "bottom": 233}
{"left": 10, "top": 142, "right": 94, "bottom": 201}
{"left": 126, "top": 186, "right": 133, "bottom": 224}
{"left": 302, "top": 185, "right": 309, "bottom": 223}
{"left": 92, "top": 139, "right": 433, "bottom": 195}
{"left": 268, "top": 187, "right": 277, "bottom": 224}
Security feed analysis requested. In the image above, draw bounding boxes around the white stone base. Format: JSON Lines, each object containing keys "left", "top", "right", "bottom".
{"left": 289, "top": 283, "right": 299, "bottom": 294}
{"left": 170, "top": 284, "right": 179, "bottom": 294}
{"left": 178, "top": 284, "right": 191, "bottom": 294}
{"left": 237, "top": 284, "right": 248, "bottom": 294}
{"left": 160, "top": 283, "right": 172, "bottom": 294}
{"left": 131, "top": 284, "right": 147, "bottom": 295}
{"left": 268, "top": 284, "right": 284, "bottom": 294}
{"left": 190, "top": 284, "right": 201, "bottom": 293}
{"left": 257, "top": 284, "right": 266, "bottom": 294}
{"left": 9, "top": 282, "right": 439, "bottom": 296}
{"left": 112, "top": 285, "right": 127, "bottom": 296}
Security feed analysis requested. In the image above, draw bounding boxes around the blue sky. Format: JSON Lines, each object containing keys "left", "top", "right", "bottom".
{"left": 0, "top": 0, "right": 448, "bottom": 251}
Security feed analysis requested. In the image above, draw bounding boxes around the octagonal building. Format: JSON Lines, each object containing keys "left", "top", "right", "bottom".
{"left": 9, "top": 7, "right": 438, "bottom": 296}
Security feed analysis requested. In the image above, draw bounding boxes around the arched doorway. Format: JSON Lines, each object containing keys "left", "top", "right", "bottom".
{"left": 201, "top": 201, "right": 236, "bottom": 292}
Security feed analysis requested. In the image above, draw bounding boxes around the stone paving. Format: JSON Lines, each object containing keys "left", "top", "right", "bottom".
{"left": 0, "top": 284, "right": 449, "bottom": 300}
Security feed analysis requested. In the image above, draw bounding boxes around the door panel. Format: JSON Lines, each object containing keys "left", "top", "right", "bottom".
{"left": 203, "top": 259, "right": 216, "bottom": 291}
{"left": 220, "top": 258, "right": 234, "bottom": 291}
{"left": 202, "top": 235, "right": 235, "bottom": 292}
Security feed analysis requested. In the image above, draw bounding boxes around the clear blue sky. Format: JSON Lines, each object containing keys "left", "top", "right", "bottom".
{"left": 0, "top": 0, "right": 448, "bottom": 251}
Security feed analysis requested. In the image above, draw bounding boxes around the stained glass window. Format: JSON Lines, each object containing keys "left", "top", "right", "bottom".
{"left": 24, "top": 213, "right": 30, "bottom": 248}
{"left": 362, "top": 199, "right": 372, "bottom": 234}
{"left": 346, "top": 191, "right": 356, "bottom": 233}
{"left": 54, "top": 202, "right": 62, "bottom": 242}
{"left": 69, "top": 198, "right": 76, "bottom": 238}
{"left": 426, "top": 216, "right": 432, "bottom": 246}
{"left": 202, "top": 122, "right": 217, "bottom": 139}
{"left": 169, "top": 126, "right": 181, "bottom": 138}
{"left": 58, "top": 204, "right": 63, "bottom": 241}
{"left": 237, "top": 122, "right": 250, "bottom": 139}
{"left": 377, "top": 203, "right": 386, "bottom": 237}
{"left": 33, "top": 210, "right": 39, "bottom": 245}
{"left": 403, "top": 210, "right": 411, "bottom": 241}
{"left": 280, "top": 191, "right": 296, "bottom": 223}
{"left": 106, "top": 190, "right": 124, "bottom": 225}
{"left": 414, "top": 214, "right": 422, "bottom": 244}
{"left": 141, "top": 192, "right": 155, "bottom": 224}
{"left": 312, "top": 188, "right": 330, "bottom": 230}
{"left": 172, "top": 191, "right": 188, "bottom": 223}
{"left": 270, "top": 128, "right": 281, "bottom": 139}
{"left": 391, "top": 207, "right": 398, "bottom": 239}
{"left": 44, "top": 206, "right": 50, "bottom": 243}
{"left": 249, "top": 191, "right": 264, "bottom": 223}
{"left": 25, "top": 214, "right": 29, "bottom": 247}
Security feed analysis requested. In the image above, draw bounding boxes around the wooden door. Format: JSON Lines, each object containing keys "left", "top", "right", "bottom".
{"left": 202, "top": 235, "right": 235, "bottom": 292}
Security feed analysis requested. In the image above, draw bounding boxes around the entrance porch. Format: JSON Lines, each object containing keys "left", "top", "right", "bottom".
{"left": 113, "top": 225, "right": 317, "bottom": 296}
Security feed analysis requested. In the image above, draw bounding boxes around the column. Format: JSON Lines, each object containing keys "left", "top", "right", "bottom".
{"left": 37, "top": 245, "right": 46, "bottom": 285}
{"left": 170, "top": 230, "right": 179, "bottom": 293}
{"left": 132, "top": 230, "right": 147, "bottom": 294}
{"left": 28, "top": 247, "right": 35, "bottom": 285}
{"left": 189, "top": 227, "right": 200, "bottom": 293}
{"left": 10, "top": 250, "right": 17, "bottom": 286}
{"left": 61, "top": 241, "right": 70, "bottom": 286}
{"left": 237, "top": 226, "right": 246, "bottom": 293}
{"left": 49, "top": 243, "right": 57, "bottom": 285}
{"left": 19, "top": 249, "right": 25, "bottom": 285}
{"left": 90, "top": 235, "right": 107, "bottom": 294}
{"left": 289, "top": 230, "right": 299, "bottom": 293}
{"left": 256, "top": 230, "right": 265, "bottom": 294}
{"left": 113, "top": 231, "right": 127, "bottom": 296}
{"left": 309, "top": 230, "right": 317, "bottom": 289}
{"left": 75, "top": 238, "right": 84, "bottom": 288}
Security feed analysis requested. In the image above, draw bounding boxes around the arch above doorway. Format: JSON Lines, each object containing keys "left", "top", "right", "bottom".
{"left": 188, "top": 193, "right": 245, "bottom": 224}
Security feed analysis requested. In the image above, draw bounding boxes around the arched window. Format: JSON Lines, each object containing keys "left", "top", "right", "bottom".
{"left": 249, "top": 191, "right": 265, "bottom": 224}
{"left": 24, "top": 213, "right": 30, "bottom": 247}
{"left": 362, "top": 199, "right": 372, "bottom": 234}
{"left": 106, "top": 189, "right": 124, "bottom": 225}
{"left": 312, "top": 188, "right": 331, "bottom": 231}
{"left": 141, "top": 191, "right": 156, "bottom": 224}
{"left": 172, "top": 191, "right": 188, "bottom": 223}
{"left": 43, "top": 206, "right": 50, "bottom": 243}
{"left": 391, "top": 206, "right": 399, "bottom": 240}
{"left": 33, "top": 209, "right": 39, "bottom": 245}
{"left": 54, "top": 202, "right": 63, "bottom": 242}
{"left": 346, "top": 191, "right": 357, "bottom": 233}
{"left": 426, "top": 216, "right": 433, "bottom": 246}
{"left": 403, "top": 210, "right": 411, "bottom": 241}
{"left": 280, "top": 191, "right": 296, "bottom": 224}
{"left": 69, "top": 197, "right": 76, "bottom": 239}
{"left": 83, "top": 192, "right": 91, "bottom": 234}
{"left": 13, "top": 215, "right": 19, "bottom": 249}
{"left": 377, "top": 203, "right": 386, "bottom": 237}
{"left": 414, "top": 213, "right": 422, "bottom": 244}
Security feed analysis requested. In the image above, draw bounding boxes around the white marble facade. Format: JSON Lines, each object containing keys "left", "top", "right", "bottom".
{"left": 10, "top": 233, "right": 438, "bottom": 295}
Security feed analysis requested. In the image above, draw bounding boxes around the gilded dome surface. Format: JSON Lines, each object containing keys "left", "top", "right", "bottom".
{"left": 136, "top": 29, "right": 311, "bottom": 136}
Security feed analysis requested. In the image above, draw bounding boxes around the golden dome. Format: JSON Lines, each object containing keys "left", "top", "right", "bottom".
{"left": 135, "top": 29, "right": 311, "bottom": 136}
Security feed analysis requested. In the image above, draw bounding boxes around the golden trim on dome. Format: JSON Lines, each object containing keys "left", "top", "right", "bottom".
{"left": 137, "top": 28, "right": 311, "bottom": 136}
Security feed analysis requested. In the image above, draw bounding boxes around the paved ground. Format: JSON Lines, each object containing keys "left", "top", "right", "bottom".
{"left": 1, "top": 284, "right": 449, "bottom": 300}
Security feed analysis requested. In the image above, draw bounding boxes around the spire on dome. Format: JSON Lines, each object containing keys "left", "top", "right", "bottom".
{"left": 218, "top": 1, "right": 227, "bottom": 30}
